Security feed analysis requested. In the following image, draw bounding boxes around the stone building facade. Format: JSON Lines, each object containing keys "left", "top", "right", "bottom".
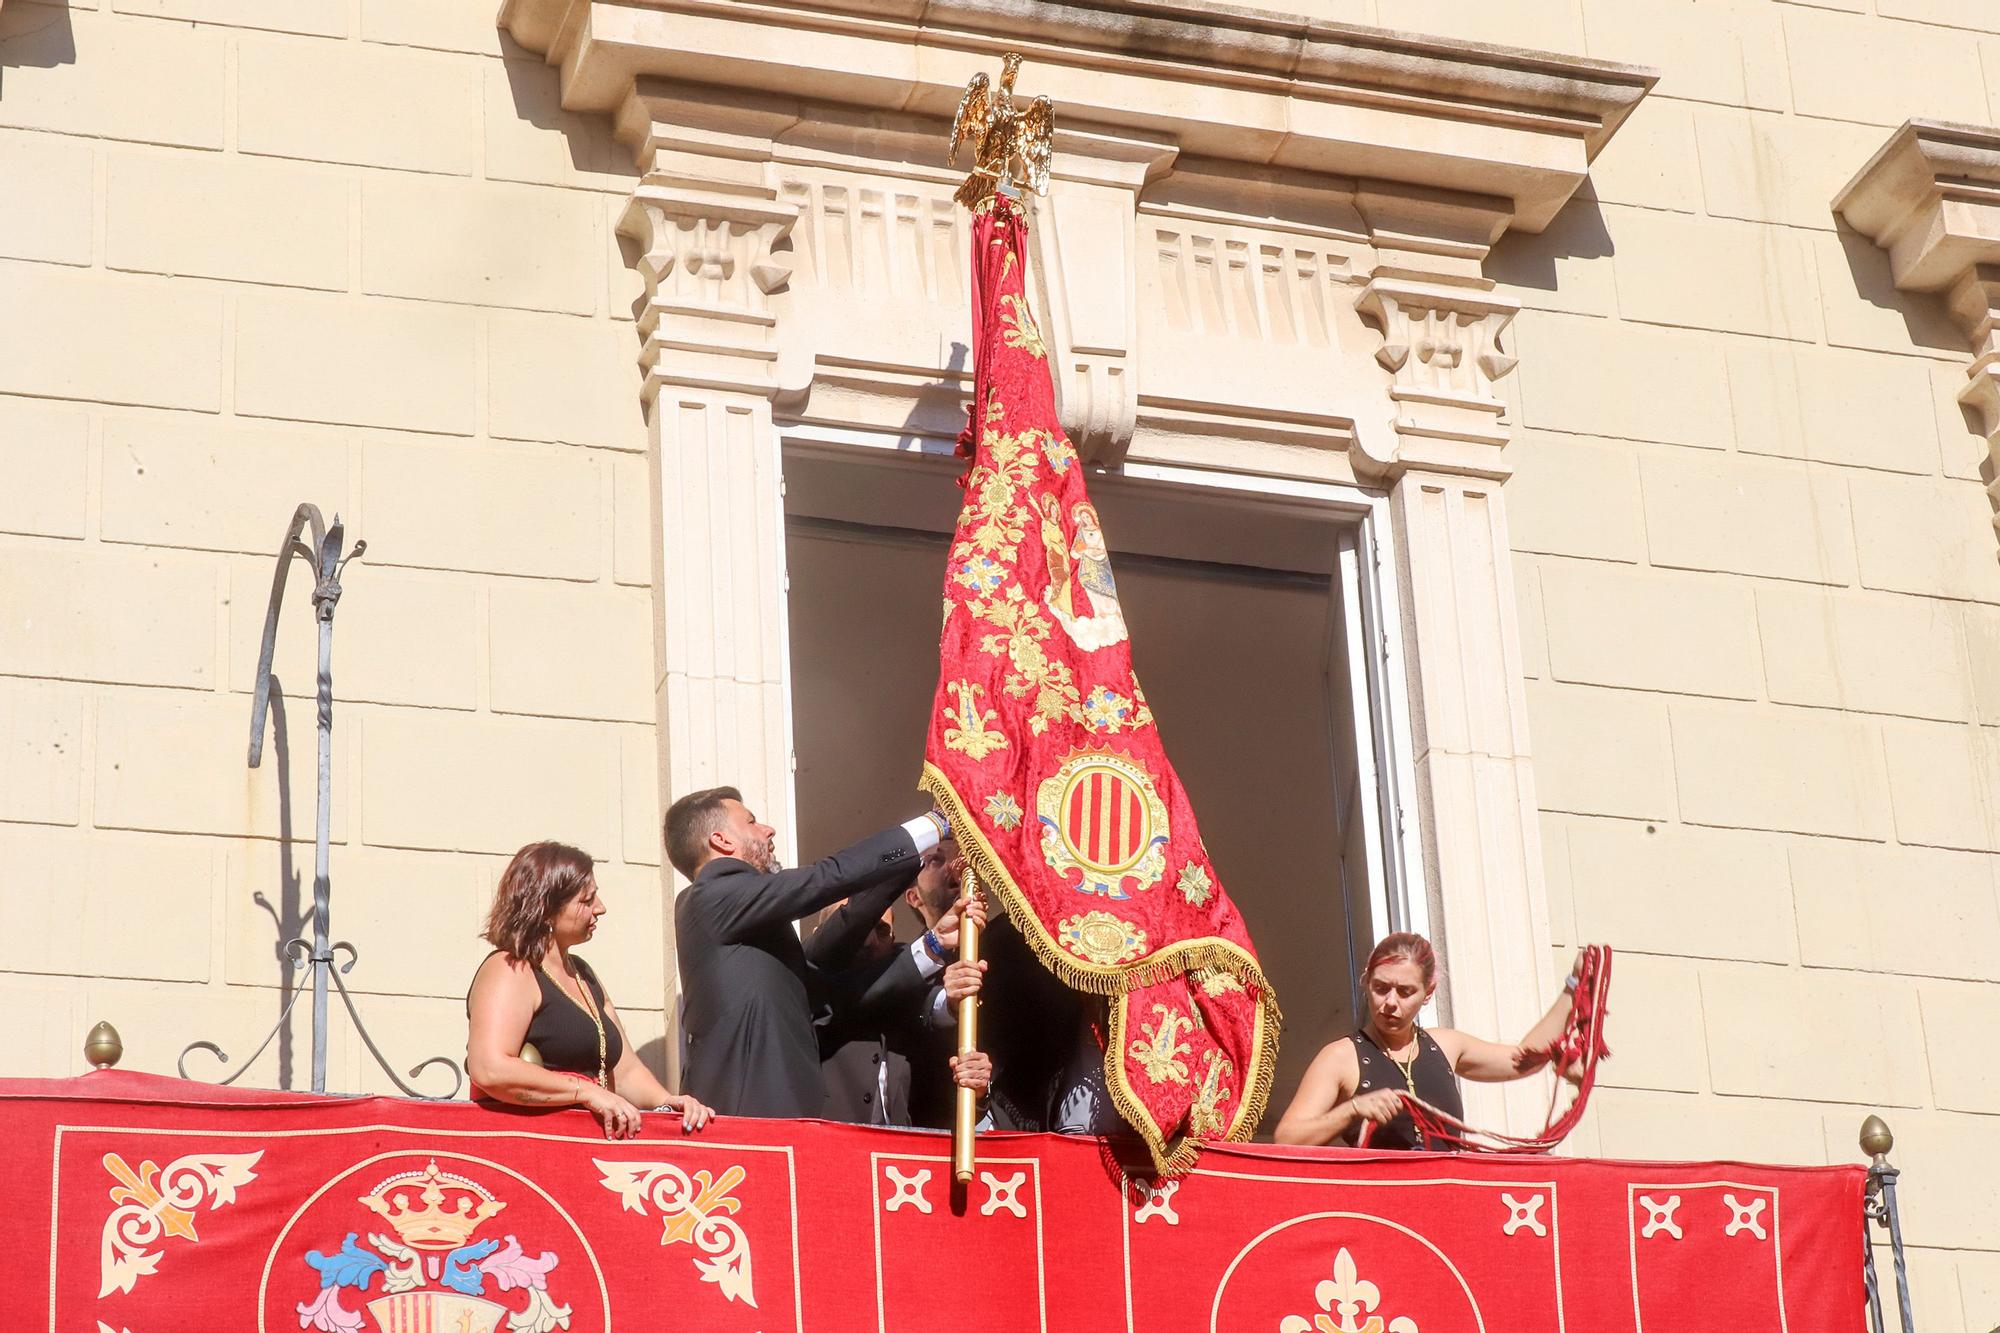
{"left": 2, "top": 0, "right": 1999, "bottom": 1324}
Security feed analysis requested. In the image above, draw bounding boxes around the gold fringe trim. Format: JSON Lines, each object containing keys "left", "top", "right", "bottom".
{"left": 921, "top": 761, "right": 1285, "bottom": 1176}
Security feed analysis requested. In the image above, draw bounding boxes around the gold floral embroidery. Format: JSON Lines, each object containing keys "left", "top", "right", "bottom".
{"left": 1188, "top": 1049, "right": 1235, "bottom": 1138}
{"left": 1000, "top": 293, "right": 1046, "bottom": 359}
{"left": 1128, "top": 1003, "right": 1193, "bottom": 1085}
{"left": 942, "top": 679, "right": 1008, "bottom": 761}
{"left": 968, "top": 587, "right": 1081, "bottom": 735}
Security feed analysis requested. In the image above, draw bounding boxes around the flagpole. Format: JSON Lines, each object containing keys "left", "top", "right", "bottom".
{"left": 952, "top": 866, "right": 983, "bottom": 1184}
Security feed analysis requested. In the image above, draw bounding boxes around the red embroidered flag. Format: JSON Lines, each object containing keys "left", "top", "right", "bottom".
{"left": 920, "top": 196, "right": 1280, "bottom": 1173}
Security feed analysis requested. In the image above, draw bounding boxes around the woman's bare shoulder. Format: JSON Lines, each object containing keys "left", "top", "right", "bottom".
{"left": 471, "top": 951, "right": 537, "bottom": 994}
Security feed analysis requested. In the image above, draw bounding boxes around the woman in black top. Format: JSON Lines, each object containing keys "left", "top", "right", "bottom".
{"left": 1273, "top": 933, "right": 1583, "bottom": 1150}
{"left": 466, "top": 841, "right": 712, "bottom": 1140}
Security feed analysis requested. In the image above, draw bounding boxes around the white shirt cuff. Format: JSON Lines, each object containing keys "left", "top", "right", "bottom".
{"left": 908, "top": 937, "right": 945, "bottom": 979}
{"left": 901, "top": 813, "right": 942, "bottom": 856}
{"left": 930, "top": 987, "right": 953, "bottom": 1027}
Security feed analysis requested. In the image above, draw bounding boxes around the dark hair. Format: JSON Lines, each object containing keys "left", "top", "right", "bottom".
{"left": 483, "top": 841, "right": 595, "bottom": 966}
{"left": 663, "top": 786, "right": 741, "bottom": 880}
{"left": 1364, "top": 932, "right": 1438, "bottom": 988}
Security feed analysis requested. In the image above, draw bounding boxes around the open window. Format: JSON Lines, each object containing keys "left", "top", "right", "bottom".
{"left": 778, "top": 432, "right": 1424, "bottom": 1124}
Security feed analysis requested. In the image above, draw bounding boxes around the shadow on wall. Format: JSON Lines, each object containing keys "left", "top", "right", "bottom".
{"left": 0, "top": 0, "right": 75, "bottom": 76}
{"left": 1485, "top": 181, "right": 1615, "bottom": 293}
{"left": 499, "top": 39, "right": 634, "bottom": 181}
{"left": 1829, "top": 220, "right": 1967, "bottom": 356}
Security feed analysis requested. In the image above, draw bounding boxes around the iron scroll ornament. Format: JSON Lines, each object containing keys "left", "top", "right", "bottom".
{"left": 178, "top": 504, "right": 462, "bottom": 1100}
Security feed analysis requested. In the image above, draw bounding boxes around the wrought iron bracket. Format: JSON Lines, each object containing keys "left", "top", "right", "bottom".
{"left": 180, "top": 504, "right": 461, "bottom": 1100}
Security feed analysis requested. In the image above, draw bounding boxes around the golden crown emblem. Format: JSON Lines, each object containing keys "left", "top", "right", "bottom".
{"left": 358, "top": 1159, "right": 506, "bottom": 1251}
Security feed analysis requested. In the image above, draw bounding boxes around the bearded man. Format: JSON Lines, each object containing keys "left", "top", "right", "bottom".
{"left": 665, "top": 786, "right": 947, "bottom": 1118}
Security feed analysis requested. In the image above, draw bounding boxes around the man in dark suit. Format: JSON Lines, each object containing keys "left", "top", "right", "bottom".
{"left": 806, "top": 842, "right": 988, "bottom": 1126}
{"left": 667, "top": 785, "right": 950, "bottom": 1118}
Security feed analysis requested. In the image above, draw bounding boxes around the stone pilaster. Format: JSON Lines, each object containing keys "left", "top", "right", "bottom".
{"left": 1352, "top": 185, "right": 1552, "bottom": 1135}
{"left": 1836, "top": 120, "right": 2000, "bottom": 533}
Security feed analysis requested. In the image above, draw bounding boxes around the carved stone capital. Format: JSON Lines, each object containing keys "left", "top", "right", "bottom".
{"left": 618, "top": 182, "right": 799, "bottom": 401}
{"left": 1353, "top": 274, "right": 1520, "bottom": 483}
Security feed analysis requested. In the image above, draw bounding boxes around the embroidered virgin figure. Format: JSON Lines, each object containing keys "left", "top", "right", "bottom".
{"left": 1041, "top": 496, "right": 1129, "bottom": 651}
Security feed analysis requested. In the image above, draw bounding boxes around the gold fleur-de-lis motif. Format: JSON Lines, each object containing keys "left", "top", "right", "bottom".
{"left": 1278, "top": 1247, "right": 1419, "bottom": 1333}
{"left": 943, "top": 679, "right": 1009, "bottom": 761}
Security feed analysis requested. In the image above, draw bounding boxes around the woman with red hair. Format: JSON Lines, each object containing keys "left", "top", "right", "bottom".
{"left": 1273, "top": 933, "right": 1585, "bottom": 1150}
{"left": 466, "top": 841, "right": 712, "bottom": 1140}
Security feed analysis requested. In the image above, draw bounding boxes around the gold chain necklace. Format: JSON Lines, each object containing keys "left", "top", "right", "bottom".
{"left": 1387, "top": 1030, "right": 1422, "bottom": 1091}
{"left": 544, "top": 955, "right": 610, "bottom": 1089}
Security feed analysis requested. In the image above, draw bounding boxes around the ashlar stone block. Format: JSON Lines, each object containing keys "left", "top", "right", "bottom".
{"left": 1756, "top": 586, "right": 1974, "bottom": 723}
{"left": 1540, "top": 561, "right": 1762, "bottom": 700}
{"left": 1606, "top": 207, "right": 1822, "bottom": 343}
{"left": 237, "top": 293, "right": 478, "bottom": 436}
{"left": 238, "top": 36, "right": 477, "bottom": 176}
{"left": 107, "top": 149, "right": 349, "bottom": 291}
{"left": 0, "top": 678, "right": 83, "bottom": 826}
{"left": 223, "top": 557, "right": 481, "bottom": 711}
{"left": 1502, "top": 433, "right": 1646, "bottom": 563}
{"left": 0, "top": 129, "right": 91, "bottom": 265}
{"left": 0, "top": 398, "right": 87, "bottom": 539}
{"left": 1670, "top": 699, "right": 1891, "bottom": 839}
{"left": 0, "top": 265, "right": 222, "bottom": 412}
{"left": 489, "top": 581, "right": 654, "bottom": 723}
{"left": 1513, "top": 313, "right": 1732, "bottom": 449}
{"left": 1704, "top": 966, "right": 1926, "bottom": 1105}
{"left": 100, "top": 414, "right": 351, "bottom": 556}
{"left": 1919, "top": 982, "right": 2000, "bottom": 1113}
{"left": 0, "top": 9, "right": 223, "bottom": 148}
{"left": 1725, "top": 340, "right": 1941, "bottom": 473}
{"left": 1640, "top": 450, "right": 1857, "bottom": 586}
{"left": 1588, "top": 953, "right": 1707, "bottom": 1094}
{"left": 362, "top": 177, "right": 600, "bottom": 315}
{"left": 1879, "top": 718, "right": 2000, "bottom": 852}
{"left": 1593, "top": 1088, "right": 1828, "bottom": 1166}
{"left": 1851, "top": 474, "right": 2000, "bottom": 604}
{"left": 0, "top": 540, "right": 216, "bottom": 689}
{"left": 1587, "top": 96, "right": 1699, "bottom": 214}
{"left": 360, "top": 0, "right": 502, "bottom": 53}
{"left": 221, "top": 840, "right": 485, "bottom": 998}
{"left": 1790, "top": 839, "right": 2000, "bottom": 981}
{"left": 359, "top": 439, "right": 598, "bottom": 580}
{"left": 620, "top": 727, "right": 661, "bottom": 868}
{"left": 1784, "top": 7, "right": 1990, "bottom": 125}
{"left": 1562, "top": 817, "right": 1795, "bottom": 963}
{"left": 0, "top": 825, "right": 214, "bottom": 982}
{"left": 94, "top": 688, "right": 343, "bottom": 840}
{"left": 112, "top": 0, "right": 345, "bottom": 36}
{"left": 359, "top": 709, "right": 618, "bottom": 856}
{"left": 1581, "top": 0, "right": 1788, "bottom": 108}
{"left": 489, "top": 312, "right": 646, "bottom": 449}
{"left": 1522, "top": 680, "right": 1677, "bottom": 820}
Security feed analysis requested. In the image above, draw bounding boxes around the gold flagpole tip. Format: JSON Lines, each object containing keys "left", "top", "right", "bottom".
{"left": 947, "top": 53, "right": 1055, "bottom": 209}
{"left": 1859, "top": 1114, "right": 1893, "bottom": 1159}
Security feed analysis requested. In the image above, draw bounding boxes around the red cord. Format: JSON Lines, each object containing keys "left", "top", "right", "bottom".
{"left": 1357, "top": 945, "right": 1612, "bottom": 1154}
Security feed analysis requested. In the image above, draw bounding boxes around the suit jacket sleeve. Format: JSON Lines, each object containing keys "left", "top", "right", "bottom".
{"left": 802, "top": 871, "right": 917, "bottom": 972}
{"left": 698, "top": 825, "right": 920, "bottom": 945}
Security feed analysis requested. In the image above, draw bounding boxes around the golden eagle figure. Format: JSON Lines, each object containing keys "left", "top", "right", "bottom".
{"left": 948, "top": 53, "right": 1055, "bottom": 209}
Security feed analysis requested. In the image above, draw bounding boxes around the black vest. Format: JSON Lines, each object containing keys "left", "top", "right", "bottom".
{"left": 1352, "top": 1026, "right": 1463, "bottom": 1151}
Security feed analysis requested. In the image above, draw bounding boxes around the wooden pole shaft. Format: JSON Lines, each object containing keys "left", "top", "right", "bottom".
{"left": 952, "top": 867, "right": 983, "bottom": 1184}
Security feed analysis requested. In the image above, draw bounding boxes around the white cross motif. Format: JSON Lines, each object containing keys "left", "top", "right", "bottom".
{"left": 1501, "top": 1192, "right": 1548, "bottom": 1237}
{"left": 1132, "top": 1179, "right": 1181, "bottom": 1226}
{"left": 1724, "top": 1194, "right": 1769, "bottom": 1240}
{"left": 883, "top": 1166, "right": 933, "bottom": 1214}
{"left": 1639, "top": 1194, "right": 1683, "bottom": 1241}
{"left": 979, "top": 1170, "right": 1027, "bottom": 1219}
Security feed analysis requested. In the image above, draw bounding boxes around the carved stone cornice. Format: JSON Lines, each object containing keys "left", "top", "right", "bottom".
{"left": 1836, "top": 121, "right": 2000, "bottom": 520}
{"left": 500, "top": 0, "right": 1654, "bottom": 234}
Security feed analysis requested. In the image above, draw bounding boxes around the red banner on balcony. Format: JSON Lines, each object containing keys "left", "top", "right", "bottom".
{"left": 6, "top": 1074, "right": 1865, "bottom": 1333}
{"left": 920, "top": 194, "right": 1279, "bottom": 1174}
